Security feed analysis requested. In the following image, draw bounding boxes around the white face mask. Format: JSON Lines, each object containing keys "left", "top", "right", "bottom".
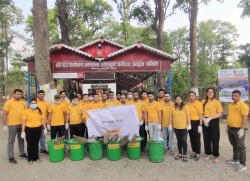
{"left": 88, "top": 97, "right": 93, "bottom": 101}
{"left": 55, "top": 101, "right": 60, "bottom": 104}
{"left": 127, "top": 95, "right": 132, "bottom": 99}
{"left": 72, "top": 101, "right": 78, "bottom": 105}
{"left": 30, "top": 103, "right": 37, "bottom": 109}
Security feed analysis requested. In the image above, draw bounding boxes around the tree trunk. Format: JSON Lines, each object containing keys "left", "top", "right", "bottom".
{"left": 56, "top": 0, "right": 70, "bottom": 92}
{"left": 33, "top": 0, "right": 56, "bottom": 102}
{"left": 189, "top": 0, "right": 198, "bottom": 95}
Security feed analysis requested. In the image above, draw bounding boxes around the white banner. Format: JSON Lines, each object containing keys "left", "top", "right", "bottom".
{"left": 86, "top": 105, "right": 139, "bottom": 137}
{"left": 218, "top": 68, "right": 249, "bottom": 102}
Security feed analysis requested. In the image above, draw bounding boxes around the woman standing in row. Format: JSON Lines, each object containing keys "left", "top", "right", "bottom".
{"left": 21, "top": 98, "right": 47, "bottom": 164}
{"left": 169, "top": 95, "right": 191, "bottom": 162}
{"left": 202, "top": 87, "right": 222, "bottom": 163}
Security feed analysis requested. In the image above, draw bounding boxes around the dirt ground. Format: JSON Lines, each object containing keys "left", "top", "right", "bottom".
{"left": 0, "top": 113, "right": 249, "bottom": 181}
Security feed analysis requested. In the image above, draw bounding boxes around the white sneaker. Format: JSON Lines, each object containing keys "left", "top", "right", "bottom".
{"left": 226, "top": 159, "right": 240, "bottom": 164}
{"left": 235, "top": 164, "right": 247, "bottom": 172}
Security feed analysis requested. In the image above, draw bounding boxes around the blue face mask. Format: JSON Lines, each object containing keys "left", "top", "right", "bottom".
{"left": 30, "top": 103, "right": 37, "bottom": 109}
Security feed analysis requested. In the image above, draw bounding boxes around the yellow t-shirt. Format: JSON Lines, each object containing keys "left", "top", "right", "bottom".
{"left": 67, "top": 104, "right": 83, "bottom": 125}
{"left": 3, "top": 98, "right": 27, "bottom": 125}
{"left": 37, "top": 99, "right": 49, "bottom": 120}
{"left": 227, "top": 101, "right": 249, "bottom": 128}
{"left": 157, "top": 99, "right": 164, "bottom": 105}
{"left": 132, "top": 100, "right": 145, "bottom": 121}
{"left": 171, "top": 106, "right": 190, "bottom": 129}
{"left": 48, "top": 103, "right": 67, "bottom": 126}
{"left": 144, "top": 101, "right": 162, "bottom": 123}
{"left": 126, "top": 99, "right": 134, "bottom": 105}
{"left": 141, "top": 98, "right": 149, "bottom": 103}
{"left": 186, "top": 100, "right": 203, "bottom": 121}
{"left": 80, "top": 102, "right": 91, "bottom": 123}
{"left": 60, "top": 99, "right": 70, "bottom": 109}
{"left": 201, "top": 99, "right": 222, "bottom": 117}
{"left": 161, "top": 102, "right": 173, "bottom": 127}
{"left": 22, "top": 109, "right": 42, "bottom": 128}
{"left": 88, "top": 102, "right": 105, "bottom": 110}
{"left": 105, "top": 99, "right": 120, "bottom": 107}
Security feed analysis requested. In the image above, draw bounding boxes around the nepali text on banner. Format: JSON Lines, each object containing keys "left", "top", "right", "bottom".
{"left": 86, "top": 105, "right": 139, "bottom": 137}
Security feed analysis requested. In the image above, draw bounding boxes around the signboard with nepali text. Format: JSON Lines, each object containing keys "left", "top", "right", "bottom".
{"left": 218, "top": 68, "right": 249, "bottom": 102}
{"left": 86, "top": 105, "right": 139, "bottom": 137}
{"left": 52, "top": 60, "right": 170, "bottom": 73}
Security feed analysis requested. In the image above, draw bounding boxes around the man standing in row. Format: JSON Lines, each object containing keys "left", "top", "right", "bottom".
{"left": 3, "top": 89, "right": 28, "bottom": 164}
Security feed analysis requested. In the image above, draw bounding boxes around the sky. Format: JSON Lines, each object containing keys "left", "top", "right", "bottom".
{"left": 12, "top": 0, "right": 250, "bottom": 51}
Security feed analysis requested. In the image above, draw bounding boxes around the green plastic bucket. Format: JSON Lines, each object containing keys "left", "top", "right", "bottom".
{"left": 47, "top": 139, "right": 65, "bottom": 163}
{"left": 68, "top": 138, "right": 85, "bottom": 161}
{"left": 127, "top": 140, "right": 141, "bottom": 160}
{"left": 107, "top": 142, "right": 121, "bottom": 161}
{"left": 148, "top": 141, "right": 164, "bottom": 163}
{"left": 88, "top": 141, "right": 104, "bottom": 160}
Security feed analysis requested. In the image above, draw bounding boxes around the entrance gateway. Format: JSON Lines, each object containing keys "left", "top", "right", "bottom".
{"left": 24, "top": 37, "right": 176, "bottom": 99}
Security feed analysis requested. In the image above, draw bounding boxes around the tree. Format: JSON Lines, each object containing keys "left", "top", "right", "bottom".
{"left": 238, "top": 43, "right": 250, "bottom": 68}
{"left": 238, "top": 0, "right": 250, "bottom": 18}
{"left": 33, "top": 0, "right": 56, "bottom": 102}
{"left": 56, "top": 0, "right": 69, "bottom": 44}
{"left": 113, "top": 0, "right": 136, "bottom": 45}
{"left": 0, "top": 0, "right": 23, "bottom": 97}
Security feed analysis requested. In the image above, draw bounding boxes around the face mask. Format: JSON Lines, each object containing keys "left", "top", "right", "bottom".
{"left": 30, "top": 104, "right": 37, "bottom": 109}
{"left": 72, "top": 101, "right": 78, "bottom": 105}
{"left": 55, "top": 101, "right": 60, "bottom": 104}
{"left": 61, "top": 98, "right": 65, "bottom": 100}
{"left": 127, "top": 95, "right": 132, "bottom": 99}
{"left": 88, "top": 97, "right": 93, "bottom": 101}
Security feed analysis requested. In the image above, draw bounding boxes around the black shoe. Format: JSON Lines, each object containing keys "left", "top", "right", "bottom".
{"left": 40, "top": 149, "right": 49, "bottom": 154}
{"left": 8, "top": 157, "right": 17, "bottom": 164}
{"left": 19, "top": 153, "right": 28, "bottom": 160}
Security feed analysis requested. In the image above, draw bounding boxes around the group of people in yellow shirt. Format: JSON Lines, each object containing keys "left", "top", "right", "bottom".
{"left": 2, "top": 87, "right": 248, "bottom": 171}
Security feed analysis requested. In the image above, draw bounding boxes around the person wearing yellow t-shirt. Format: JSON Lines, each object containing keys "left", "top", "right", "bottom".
{"left": 161, "top": 92, "right": 174, "bottom": 155}
{"left": 141, "top": 90, "right": 149, "bottom": 103}
{"left": 21, "top": 98, "right": 47, "bottom": 164}
{"left": 88, "top": 94, "right": 106, "bottom": 109}
{"left": 126, "top": 90, "right": 134, "bottom": 104}
{"left": 157, "top": 89, "right": 164, "bottom": 105}
{"left": 116, "top": 92, "right": 121, "bottom": 102}
{"left": 186, "top": 91, "right": 203, "bottom": 161}
{"left": 169, "top": 95, "right": 191, "bottom": 162}
{"left": 59, "top": 91, "right": 70, "bottom": 139}
{"left": 105, "top": 91, "right": 120, "bottom": 107}
{"left": 144, "top": 91, "right": 162, "bottom": 139}
{"left": 3, "top": 89, "right": 27, "bottom": 164}
{"left": 132, "top": 91, "right": 147, "bottom": 152}
{"left": 81, "top": 94, "right": 90, "bottom": 138}
{"left": 76, "top": 93, "right": 83, "bottom": 104}
{"left": 101, "top": 93, "right": 108, "bottom": 103}
{"left": 66, "top": 96, "right": 84, "bottom": 138}
{"left": 37, "top": 90, "right": 49, "bottom": 154}
{"left": 120, "top": 94, "right": 127, "bottom": 105}
{"left": 201, "top": 87, "right": 222, "bottom": 163}
{"left": 226, "top": 90, "right": 249, "bottom": 172}
{"left": 47, "top": 94, "right": 67, "bottom": 139}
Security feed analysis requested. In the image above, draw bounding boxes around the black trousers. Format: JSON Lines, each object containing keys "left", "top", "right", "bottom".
{"left": 139, "top": 122, "right": 147, "bottom": 150}
{"left": 51, "top": 125, "right": 65, "bottom": 140}
{"left": 228, "top": 127, "right": 246, "bottom": 166}
{"left": 83, "top": 123, "right": 89, "bottom": 138}
{"left": 174, "top": 128, "right": 188, "bottom": 155}
{"left": 202, "top": 118, "right": 220, "bottom": 157}
{"left": 69, "top": 123, "right": 84, "bottom": 138}
{"left": 25, "top": 126, "right": 42, "bottom": 161}
{"left": 189, "top": 120, "right": 201, "bottom": 154}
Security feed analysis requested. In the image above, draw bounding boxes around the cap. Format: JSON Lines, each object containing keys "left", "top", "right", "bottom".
{"left": 54, "top": 94, "right": 60, "bottom": 99}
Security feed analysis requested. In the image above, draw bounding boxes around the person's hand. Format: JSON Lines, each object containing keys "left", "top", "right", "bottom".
{"left": 198, "top": 125, "right": 202, "bottom": 134}
{"left": 203, "top": 118, "right": 210, "bottom": 127}
{"left": 65, "top": 123, "right": 69, "bottom": 130}
{"left": 21, "top": 132, "right": 26, "bottom": 139}
{"left": 145, "top": 125, "right": 148, "bottom": 131}
{"left": 157, "top": 124, "right": 161, "bottom": 131}
{"left": 47, "top": 125, "right": 51, "bottom": 131}
{"left": 44, "top": 128, "right": 47, "bottom": 135}
{"left": 139, "top": 120, "right": 144, "bottom": 126}
{"left": 187, "top": 124, "right": 192, "bottom": 131}
{"left": 237, "top": 129, "right": 244, "bottom": 138}
{"left": 168, "top": 125, "right": 172, "bottom": 132}
{"left": 3, "top": 126, "right": 8, "bottom": 133}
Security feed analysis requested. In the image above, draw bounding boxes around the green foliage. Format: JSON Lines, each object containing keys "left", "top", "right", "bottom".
{"left": 238, "top": 43, "right": 250, "bottom": 68}
{"left": 171, "top": 61, "right": 191, "bottom": 98}
{"left": 238, "top": 0, "right": 250, "bottom": 18}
